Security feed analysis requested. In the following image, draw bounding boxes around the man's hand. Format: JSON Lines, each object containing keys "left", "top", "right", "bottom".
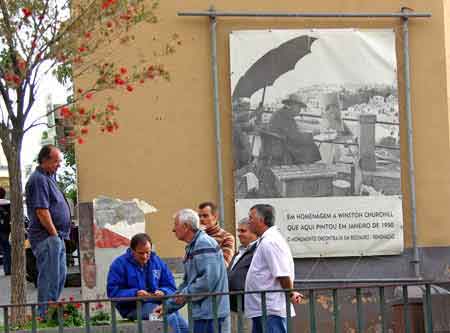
{"left": 136, "top": 290, "right": 151, "bottom": 297}
{"left": 174, "top": 295, "right": 185, "bottom": 305}
{"left": 137, "top": 290, "right": 165, "bottom": 298}
{"left": 290, "top": 291, "right": 304, "bottom": 304}
{"left": 153, "top": 290, "right": 165, "bottom": 297}
{"left": 153, "top": 305, "right": 163, "bottom": 318}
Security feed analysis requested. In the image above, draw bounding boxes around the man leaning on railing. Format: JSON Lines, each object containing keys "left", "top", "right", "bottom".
{"left": 154, "top": 208, "right": 230, "bottom": 333}
{"left": 106, "top": 233, "right": 188, "bottom": 333}
{"left": 245, "top": 204, "right": 303, "bottom": 333}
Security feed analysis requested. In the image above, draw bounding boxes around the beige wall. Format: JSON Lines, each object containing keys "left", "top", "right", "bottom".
{"left": 77, "top": 0, "right": 450, "bottom": 258}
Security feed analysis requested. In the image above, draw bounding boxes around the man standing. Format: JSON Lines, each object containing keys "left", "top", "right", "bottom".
{"left": 228, "top": 217, "right": 258, "bottom": 333}
{"left": 198, "top": 202, "right": 235, "bottom": 267}
{"left": 0, "top": 187, "right": 11, "bottom": 276}
{"left": 107, "top": 233, "right": 188, "bottom": 333}
{"left": 155, "top": 209, "right": 230, "bottom": 333}
{"left": 25, "top": 145, "right": 71, "bottom": 317}
{"left": 245, "top": 204, "right": 303, "bottom": 333}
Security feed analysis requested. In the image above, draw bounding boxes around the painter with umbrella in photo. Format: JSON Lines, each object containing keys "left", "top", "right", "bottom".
{"left": 232, "top": 34, "right": 321, "bottom": 198}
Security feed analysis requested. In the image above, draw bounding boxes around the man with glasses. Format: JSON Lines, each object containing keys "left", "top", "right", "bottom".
{"left": 107, "top": 233, "right": 188, "bottom": 333}
{"left": 227, "top": 217, "right": 258, "bottom": 333}
{"left": 26, "top": 145, "right": 71, "bottom": 318}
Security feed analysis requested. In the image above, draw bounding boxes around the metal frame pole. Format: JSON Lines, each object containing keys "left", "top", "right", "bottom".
{"left": 185, "top": 7, "right": 430, "bottom": 250}
{"left": 209, "top": 7, "right": 226, "bottom": 226}
{"left": 402, "top": 9, "right": 421, "bottom": 277}
{"left": 179, "top": 11, "right": 431, "bottom": 18}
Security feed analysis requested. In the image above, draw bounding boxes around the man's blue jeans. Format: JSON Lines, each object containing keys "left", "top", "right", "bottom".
{"left": 193, "top": 318, "right": 225, "bottom": 333}
{"left": 252, "top": 315, "right": 287, "bottom": 333}
{"left": 126, "top": 302, "right": 189, "bottom": 333}
{"left": 33, "top": 236, "right": 67, "bottom": 317}
{"left": 0, "top": 232, "right": 11, "bottom": 275}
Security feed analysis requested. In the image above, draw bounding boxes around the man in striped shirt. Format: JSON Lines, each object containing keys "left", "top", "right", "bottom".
{"left": 198, "top": 202, "right": 235, "bottom": 267}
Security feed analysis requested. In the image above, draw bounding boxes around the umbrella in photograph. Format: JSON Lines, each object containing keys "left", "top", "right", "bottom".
{"left": 232, "top": 35, "right": 317, "bottom": 102}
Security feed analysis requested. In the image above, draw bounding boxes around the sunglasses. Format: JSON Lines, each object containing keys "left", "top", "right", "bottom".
{"left": 198, "top": 214, "right": 210, "bottom": 218}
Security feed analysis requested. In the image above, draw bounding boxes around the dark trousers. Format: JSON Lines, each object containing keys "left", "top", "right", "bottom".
{"left": 0, "top": 232, "right": 11, "bottom": 275}
{"left": 252, "top": 315, "right": 287, "bottom": 333}
{"left": 194, "top": 318, "right": 225, "bottom": 333}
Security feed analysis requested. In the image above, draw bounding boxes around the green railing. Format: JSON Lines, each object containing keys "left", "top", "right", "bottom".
{"left": 0, "top": 282, "right": 442, "bottom": 333}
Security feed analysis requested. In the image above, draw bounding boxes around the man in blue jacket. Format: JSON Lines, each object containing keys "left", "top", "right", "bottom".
{"left": 154, "top": 209, "right": 230, "bottom": 333}
{"left": 107, "top": 233, "right": 188, "bottom": 333}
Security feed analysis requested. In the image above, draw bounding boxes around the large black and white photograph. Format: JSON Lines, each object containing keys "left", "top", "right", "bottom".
{"left": 230, "top": 29, "right": 401, "bottom": 200}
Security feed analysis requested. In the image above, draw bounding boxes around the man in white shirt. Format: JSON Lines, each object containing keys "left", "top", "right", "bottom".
{"left": 245, "top": 204, "right": 303, "bottom": 333}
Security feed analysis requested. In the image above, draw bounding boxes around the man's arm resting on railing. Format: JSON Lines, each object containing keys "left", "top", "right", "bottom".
{"left": 36, "top": 208, "right": 58, "bottom": 236}
{"left": 277, "top": 276, "right": 304, "bottom": 304}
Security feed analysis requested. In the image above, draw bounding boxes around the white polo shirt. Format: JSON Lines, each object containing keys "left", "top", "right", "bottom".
{"left": 245, "top": 226, "right": 296, "bottom": 318}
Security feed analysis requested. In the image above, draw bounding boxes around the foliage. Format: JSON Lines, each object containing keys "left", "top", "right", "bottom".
{"left": 0, "top": 0, "right": 179, "bottom": 144}
{"left": 0, "top": 0, "right": 179, "bottom": 323}
{"left": 57, "top": 145, "right": 78, "bottom": 204}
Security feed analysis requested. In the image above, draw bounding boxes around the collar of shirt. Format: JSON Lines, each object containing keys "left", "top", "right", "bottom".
{"left": 238, "top": 239, "right": 258, "bottom": 253}
{"left": 258, "top": 226, "right": 278, "bottom": 244}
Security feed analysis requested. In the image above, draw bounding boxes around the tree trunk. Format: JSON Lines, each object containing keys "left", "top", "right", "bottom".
{"left": 3, "top": 138, "right": 27, "bottom": 325}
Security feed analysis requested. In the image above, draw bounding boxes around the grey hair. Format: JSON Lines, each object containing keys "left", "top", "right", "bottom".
{"left": 175, "top": 209, "right": 200, "bottom": 231}
{"left": 238, "top": 217, "right": 250, "bottom": 226}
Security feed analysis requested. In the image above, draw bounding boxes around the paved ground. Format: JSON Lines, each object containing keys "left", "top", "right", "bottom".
{"left": 0, "top": 274, "right": 82, "bottom": 306}
{"left": 0, "top": 266, "right": 82, "bottom": 325}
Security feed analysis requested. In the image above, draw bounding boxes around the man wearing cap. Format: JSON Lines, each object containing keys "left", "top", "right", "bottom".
{"left": 263, "top": 94, "right": 321, "bottom": 165}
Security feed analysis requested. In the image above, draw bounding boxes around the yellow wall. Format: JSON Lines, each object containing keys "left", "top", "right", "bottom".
{"left": 77, "top": 0, "right": 450, "bottom": 258}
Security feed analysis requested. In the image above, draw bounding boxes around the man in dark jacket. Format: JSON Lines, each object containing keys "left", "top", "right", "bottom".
{"left": 107, "top": 233, "right": 188, "bottom": 333}
{"left": 0, "top": 187, "right": 11, "bottom": 276}
{"left": 228, "top": 218, "right": 258, "bottom": 333}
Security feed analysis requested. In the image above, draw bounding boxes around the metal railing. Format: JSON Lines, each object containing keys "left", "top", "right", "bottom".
{"left": 0, "top": 281, "right": 443, "bottom": 333}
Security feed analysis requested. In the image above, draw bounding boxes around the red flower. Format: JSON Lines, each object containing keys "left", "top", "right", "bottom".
{"left": 119, "top": 67, "right": 127, "bottom": 75}
{"left": 77, "top": 88, "right": 83, "bottom": 94}
{"left": 78, "top": 107, "right": 86, "bottom": 115}
{"left": 84, "top": 32, "right": 92, "bottom": 39}
{"left": 126, "top": 84, "right": 133, "bottom": 92}
{"left": 77, "top": 137, "right": 84, "bottom": 144}
{"left": 69, "top": 296, "right": 75, "bottom": 302}
{"left": 107, "top": 104, "right": 115, "bottom": 111}
{"left": 78, "top": 46, "right": 86, "bottom": 53}
{"left": 85, "top": 93, "right": 93, "bottom": 100}
{"left": 114, "top": 77, "right": 125, "bottom": 85}
{"left": 60, "top": 107, "right": 71, "bottom": 118}
{"left": 91, "top": 115, "right": 97, "bottom": 120}
{"left": 22, "top": 8, "right": 32, "bottom": 18}
{"left": 96, "top": 303, "right": 104, "bottom": 309}
{"left": 69, "top": 131, "right": 76, "bottom": 137}
{"left": 12, "top": 75, "right": 21, "bottom": 85}
{"left": 106, "top": 21, "right": 113, "bottom": 28}
{"left": 81, "top": 127, "right": 89, "bottom": 135}
{"left": 106, "top": 125, "right": 114, "bottom": 132}
{"left": 75, "top": 303, "right": 82, "bottom": 309}
{"left": 139, "top": 79, "right": 145, "bottom": 84}
{"left": 59, "top": 138, "right": 67, "bottom": 145}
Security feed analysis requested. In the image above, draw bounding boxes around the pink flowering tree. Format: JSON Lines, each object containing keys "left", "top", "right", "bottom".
{"left": 0, "top": 0, "right": 178, "bottom": 323}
